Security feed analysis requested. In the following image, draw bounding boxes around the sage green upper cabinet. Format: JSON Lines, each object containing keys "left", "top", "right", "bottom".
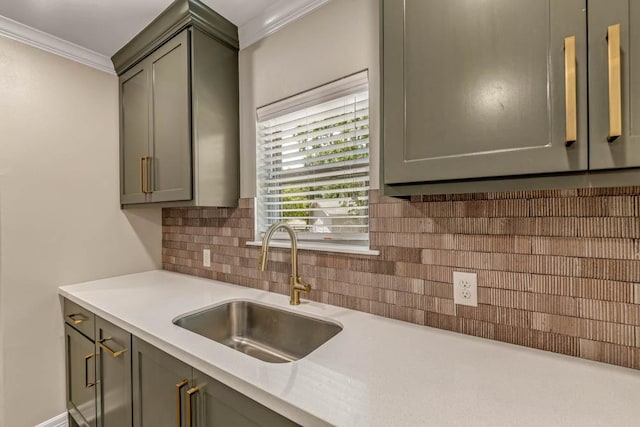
{"left": 120, "top": 62, "right": 150, "bottom": 205}
{"left": 118, "top": 30, "right": 191, "bottom": 205}
{"left": 147, "top": 30, "right": 191, "bottom": 203}
{"left": 588, "top": 0, "right": 640, "bottom": 169}
{"left": 113, "top": 0, "right": 239, "bottom": 207}
{"left": 383, "top": 0, "right": 588, "bottom": 184}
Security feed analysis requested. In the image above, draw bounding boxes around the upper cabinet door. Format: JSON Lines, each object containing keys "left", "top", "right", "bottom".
{"left": 589, "top": 0, "right": 640, "bottom": 169}
{"left": 148, "top": 30, "right": 192, "bottom": 203}
{"left": 120, "top": 62, "right": 150, "bottom": 204}
{"left": 383, "top": 0, "right": 588, "bottom": 184}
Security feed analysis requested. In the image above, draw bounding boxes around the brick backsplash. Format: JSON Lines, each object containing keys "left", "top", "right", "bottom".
{"left": 162, "top": 188, "right": 640, "bottom": 370}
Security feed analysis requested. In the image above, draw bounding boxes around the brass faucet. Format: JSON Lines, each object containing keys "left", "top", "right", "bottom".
{"left": 258, "top": 222, "right": 311, "bottom": 305}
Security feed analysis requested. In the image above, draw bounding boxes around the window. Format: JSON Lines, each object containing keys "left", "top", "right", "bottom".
{"left": 256, "top": 71, "right": 370, "bottom": 250}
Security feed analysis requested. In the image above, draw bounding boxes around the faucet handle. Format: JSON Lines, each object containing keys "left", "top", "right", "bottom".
{"left": 296, "top": 277, "right": 311, "bottom": 292}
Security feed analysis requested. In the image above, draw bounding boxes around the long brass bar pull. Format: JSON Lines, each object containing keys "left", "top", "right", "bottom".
{"left": 84, "top": 353, "right": 95, "bottom": 388}
{"left": 187, "top": 386, "right": 200, "bottom": 427}
{"left": 140, "top": 157, "right": 145, "bottom": 193}
{"left": 65, "top": 313, "right": 87, "bottom": 325}
{"left": 564, "top": 36, "right": 577, "bottom": 145}
{"left": 98, "top": 337, "right": 127, "bottom": 358}
{"left": 145, "top": 156, "right": 152, "bottom": 193}
{"left": 607, "top": 24, "right": 622, "bottom": 142}
{"left": 176, "top": 379, "right": 189, "bottom": 427}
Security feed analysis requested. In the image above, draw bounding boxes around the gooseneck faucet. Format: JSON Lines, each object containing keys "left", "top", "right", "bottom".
{"left": 258, "top": 222, "right": 311, "bottom": 305}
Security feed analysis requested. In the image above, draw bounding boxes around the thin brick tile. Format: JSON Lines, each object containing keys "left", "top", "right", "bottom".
{"left": 579, "top": 258, "right": 640, "bottom": 282}
{"left": 423, "top": 296, "right": 455, "bottom": 315}
{"left": 459, "top": 319, "right": 495, "bottom": 339}
{"left": 576, "top": 217, "right": 640, "bottom": 238}
{"left": 456, "top": 305, "right": 532, "bottom": 329}
{"left": 531, "top": 313, "right": 578, "bottom": 336}
{"left": 531, "top": 237, "right": 636, "bottom": 259}
{"left": 424, "top": 281, "right": 453, "bottom": 299}
{"left": 476, "top": 271, "right": 532, "bottom": 292}
{"left": 162, "top": 189, "right": 640, "bottom": 370}
{"left": 579, "top": 339, "right": 635, "bottom": 368}
{"left": 577, "top": 319, "right": 635, "bottom": 346}
{"left": 577, "top": 186, "right": 640, "bottom": 197}
{"left": 494, "top": 325, "right": 579, "bottom": 356}
{"left": 530, "top": 275, "right": 634, "bottom": 302}
{"left": 577, "top": 299, "right": 640, "bottom": 326}
{"left": 425, "top": 312, "right": 459, "bottom": 332}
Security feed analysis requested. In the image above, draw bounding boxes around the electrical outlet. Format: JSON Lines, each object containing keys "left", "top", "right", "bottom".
{"left": 453, "top": 271, "right": 477, "bottom": 307}
{"left": 203, "top": 249, "right": 211, "bottom": 267}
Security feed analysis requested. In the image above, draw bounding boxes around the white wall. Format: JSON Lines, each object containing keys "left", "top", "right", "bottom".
{"left": 239, "top": 0, "right": 380, "bottom": 197}
{"left": 0, "top": 36, "right": 161, "bottom": 427}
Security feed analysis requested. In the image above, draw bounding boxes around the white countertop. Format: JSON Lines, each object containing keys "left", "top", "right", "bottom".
{"left": 59, "top": 270, "right": 640, "bottom": 426}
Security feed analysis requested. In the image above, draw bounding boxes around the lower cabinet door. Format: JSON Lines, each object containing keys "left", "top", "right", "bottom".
{"left": 191, "top": 369, "right": 298, "bottom": 427}
{"left": 65, "top": 324, "right": 97, "bottom": 427}
{"left": 132, "top": 337, "right": 193, "bottom": 427}
{"left": 96, "top": 317, "right": 132, "bottom": 427}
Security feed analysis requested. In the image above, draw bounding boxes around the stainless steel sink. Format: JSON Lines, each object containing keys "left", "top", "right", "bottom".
{"left": 173, "top": 300, "right": 342, "bottom": 363}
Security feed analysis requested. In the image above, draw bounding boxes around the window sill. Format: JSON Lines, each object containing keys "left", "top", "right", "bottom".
{"left": 246, "top": 240, "right": 380, "bottom": 256}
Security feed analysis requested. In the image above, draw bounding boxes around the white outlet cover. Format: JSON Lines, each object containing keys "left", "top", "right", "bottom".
{"left": 453, "top": 271, "right": 478, "bottom": 307}
{"left": 203, "top": 249, "right": 211, "bottom": 267}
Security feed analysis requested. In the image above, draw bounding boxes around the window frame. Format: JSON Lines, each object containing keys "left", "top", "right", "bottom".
{"left": 253, "top": 71, "right": 373, "bottom": 252}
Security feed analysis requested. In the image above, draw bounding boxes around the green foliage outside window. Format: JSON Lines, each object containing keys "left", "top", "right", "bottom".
{"left": 271, "top": 112, "right": 369, "bottom": 226}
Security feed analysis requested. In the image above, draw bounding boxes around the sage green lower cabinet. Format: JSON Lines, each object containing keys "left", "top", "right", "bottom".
{"left": 133, "top": 337, "right": 298, "bottom": 426}
{"left": 65, "top": 324, "right": 98, "bottom": 427}
{"left": 64, "top": 300, "right": 133, "bottom": 427}
{"left": 132, "top": 337, "right": 193, "bottom": 427}
{"left": 588, "top": 0, "right": 640, "bottom": 170}
{"left": 65, "top": 304, "right": 299, "bottom": 427}
{"left": 191, "top": 369, "right": 298, "bottom": 427}
{"left": 96, "top": 318, "right": 132, "bottom": 427}
{"left": 383, "top": 0, "right": 588, "bottom": 184}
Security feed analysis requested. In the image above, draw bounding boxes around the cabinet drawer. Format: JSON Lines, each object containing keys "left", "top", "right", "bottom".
{"left": 64, "top": 298, "right": 95, "bottom": 340}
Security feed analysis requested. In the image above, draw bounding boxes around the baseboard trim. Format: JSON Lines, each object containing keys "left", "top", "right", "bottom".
{"left": 35, "top": 412, "right": 68, "bottom": 427}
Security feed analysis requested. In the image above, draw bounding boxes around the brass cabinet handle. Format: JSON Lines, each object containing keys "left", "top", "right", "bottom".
{"left": 84, "top": 353, "right": 96, "bottom": 388}
{"left": 607, "top": 23, "right": 622, "bottom": 142}
{"left": 145, "top": 156, "right": 153, "bottom": 194}
{"left": 98, "top": 337, "right": 127, "bottom": 358}
{"left": 564, "top": 35, "right": 577, "bottom": 145}
{"left": 65, "top": 313, "right": 87, "bottom": 325}
{"left": 176, "top": 379, "right": 189, "bottom": 427}
{"left": 187, "top": 386, "right": 200, "bottom": 427}
{"left": 140, "top": 157, "right": 145, "bottom": 194}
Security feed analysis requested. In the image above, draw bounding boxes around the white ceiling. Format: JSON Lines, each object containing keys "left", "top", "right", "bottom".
{"left": 0, "top": 0, "right": 279, "bottom": 56}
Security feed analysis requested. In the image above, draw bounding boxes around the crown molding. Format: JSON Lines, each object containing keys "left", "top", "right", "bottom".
{"left": 0, "top": 14, "right": 114, "bottom": 74}
{"left": 239, "top": 0, "right": 330, "bottom": 49}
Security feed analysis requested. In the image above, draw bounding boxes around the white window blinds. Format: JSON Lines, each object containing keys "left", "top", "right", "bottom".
{"left": 256, "top": 71, "right": 370, "bottom": 244}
